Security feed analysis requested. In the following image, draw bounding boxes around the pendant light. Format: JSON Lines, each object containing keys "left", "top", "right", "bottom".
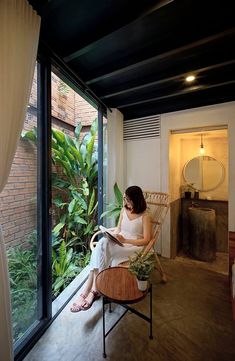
{"left": 200, "top": 134, "right": 205, "bottom": 154}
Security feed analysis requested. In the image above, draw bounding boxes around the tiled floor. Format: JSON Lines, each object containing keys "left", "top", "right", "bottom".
{"left": 23, "top": 257, "right": 235, "bottom": 361}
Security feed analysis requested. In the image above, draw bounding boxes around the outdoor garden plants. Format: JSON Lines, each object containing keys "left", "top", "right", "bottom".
{"left": 7, "top": 119, "right": 99, "bottom": 342}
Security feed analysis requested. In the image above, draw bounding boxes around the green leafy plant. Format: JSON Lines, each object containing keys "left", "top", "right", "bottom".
{"left": 128, "top": 250, "right": 155, "bottom": 281}
{"left": 101, "top": 182, "right": 123, "bottom": 225}
{"left": 22, "top": 119, "right": 98, "bottom": 246}
{"left": 52, "top": 241, "right": 79, "bottom": 297}
{"left": 21, "top": 119, "right": 99, "bottom": 298}
{"left": 7, "top": 242, "right": 37, "bottom": 343}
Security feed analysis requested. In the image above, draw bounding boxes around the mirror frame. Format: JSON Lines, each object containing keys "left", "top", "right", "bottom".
{"left": 183, "top": 155, "right": 225, "bottom": 192}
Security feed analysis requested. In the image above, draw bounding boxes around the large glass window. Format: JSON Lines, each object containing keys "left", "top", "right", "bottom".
{"left": 102, "top": 117, "right": 108, "bottom": 221}
{"left": 0, "top": 65, "right": 41, "bottom": 347}
{"left": 50, "top": 72, "right": 99, "bottom": 302}
{"left": 0, "top": 60, "right": 106, "bottom": 358}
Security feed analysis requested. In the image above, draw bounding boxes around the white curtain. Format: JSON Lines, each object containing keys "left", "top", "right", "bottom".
{"left": 0, "top": 1, "right": 41, "bottom": 360}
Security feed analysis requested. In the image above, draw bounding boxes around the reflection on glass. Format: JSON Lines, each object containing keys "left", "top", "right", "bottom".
{"left": 183, "top": 156, "right": 224, "bottom": 191}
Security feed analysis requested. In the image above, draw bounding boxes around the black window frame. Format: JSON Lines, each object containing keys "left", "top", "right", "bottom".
{"left": 15, "top": 45, "right": 107, "bottom": 361}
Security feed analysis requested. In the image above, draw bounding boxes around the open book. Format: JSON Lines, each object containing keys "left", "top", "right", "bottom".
{"left": 99, "top": 225, "right": 124, "bottom": 247}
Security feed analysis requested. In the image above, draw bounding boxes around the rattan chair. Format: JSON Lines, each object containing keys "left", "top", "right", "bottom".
{"left": 90, "top": 191, "right": 170, "bottom": 282}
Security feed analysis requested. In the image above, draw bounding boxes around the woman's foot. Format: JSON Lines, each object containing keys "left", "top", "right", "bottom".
{"left": 81, "top": 290, "right": 100, "bottom": 311}
{"left": 70, "top": 292, "right": 88, "bottom": 313}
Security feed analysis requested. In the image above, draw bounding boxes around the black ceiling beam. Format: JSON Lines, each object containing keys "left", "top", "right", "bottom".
{"left": 123, "top": 88, "right": 235, "bottom": 120}
{"left": 29, "top": 0, "right": 64, "bottom": 16}
{"left": 63, "top": 0, "right": 174, "bottom": 62}
{"left": 118, "top": 79, "right": 235, "bottom": 109}
{"left": 86, "top": 27, "right": 235, "bottom": 85}
{"left": 100, "top": 59, "right": 235, "bottom": 99}
{"left": 38, "top": 40, "right": 110, "bottom": 114}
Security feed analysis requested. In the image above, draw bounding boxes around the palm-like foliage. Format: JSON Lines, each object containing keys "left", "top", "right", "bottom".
{"left": 52, "top": 241, "right": 79, "bottom": 296}
{"left": 101, "top": 182, "right": 123, "bottom": 225}
{"left": 7, "top": 243, "right": 37, "bottom": 342}
{"left": 21, "top": 119, "right": 98, "bottom": 296}
{"left": 50, "top": 119, "right": 98, "bottom": 250}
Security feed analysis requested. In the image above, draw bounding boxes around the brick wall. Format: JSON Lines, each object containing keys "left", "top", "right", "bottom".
{"left": 0, "top": 70, "right": 98, "bottom": 248}
{"left": 0, "top": 112, "right": 37, "bottom": 248}
{"left": 75, "top": 92, "right": 97, "bottom": 126}
{"left": 52, "top": 72, "right": 97, "bottom": 127}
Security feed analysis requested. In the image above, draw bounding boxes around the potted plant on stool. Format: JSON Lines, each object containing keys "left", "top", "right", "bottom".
{"left": 128, "top": 250, "right": 155, "bottom": 291}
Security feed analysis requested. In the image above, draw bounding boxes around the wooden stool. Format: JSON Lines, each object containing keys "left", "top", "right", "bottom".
{"left": 96, "top": 267, "right": 153, "bottom": 358}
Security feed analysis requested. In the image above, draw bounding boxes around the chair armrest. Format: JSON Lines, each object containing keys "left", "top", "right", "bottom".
{"left": 90, "top": 230, "right": 102, "bottom": 250}
{"left": 142, "top": 238, "right": 156, "bottom": 256}
{"left": 89, "top": 227, "right": 116, "bottom": 250}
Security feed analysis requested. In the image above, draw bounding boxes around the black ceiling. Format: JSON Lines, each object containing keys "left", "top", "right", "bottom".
{"left": 30, "top": 0, "right": 235, "bottom": 120}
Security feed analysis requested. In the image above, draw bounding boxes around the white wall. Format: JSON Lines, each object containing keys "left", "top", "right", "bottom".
{"left": 108, "top": 101, "right": 235, "bottom": 258}
{"left": 124, "top": 137, "right": 162, "bottom": 252}
{"left": 169, "top": 134, "right": 181, "bottom": 201}
{"left": 124, "top": 138, "right": 161, "bottom": 191}
{"left": 106, "top": 108, "right": 124, "bottom": 226}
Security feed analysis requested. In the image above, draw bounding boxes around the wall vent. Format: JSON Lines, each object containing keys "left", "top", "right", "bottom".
{"left": 123, "top": 115, "right": 160, "bottom": 140}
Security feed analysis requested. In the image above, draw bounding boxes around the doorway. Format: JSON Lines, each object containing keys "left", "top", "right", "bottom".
{"left": 169, "top": 127, "right": 229, "bottom": 275}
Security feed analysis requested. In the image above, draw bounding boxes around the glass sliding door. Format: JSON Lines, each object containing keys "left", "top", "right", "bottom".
{"left": 50, "top": 70, "right": 99, "bottom": 308}
{"left": 0, "top": 61, "right": 52, "bottom": 360}
{"left": 1, "top": 63, "right": 38, "bottom": 348}
{"left": 102, "top": 115, "right": 108, "bottom": 225}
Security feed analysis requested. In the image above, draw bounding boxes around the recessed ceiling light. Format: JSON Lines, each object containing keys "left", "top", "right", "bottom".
{"left": 186, "top": 75, "right": 196, "bottom": 82}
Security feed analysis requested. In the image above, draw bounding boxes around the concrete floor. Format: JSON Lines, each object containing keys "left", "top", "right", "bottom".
{"left": 23, "top": 258, "right": 235, "bottom": 361}
{"left": 176, "top": 251, "right": 229, "bottom": 275}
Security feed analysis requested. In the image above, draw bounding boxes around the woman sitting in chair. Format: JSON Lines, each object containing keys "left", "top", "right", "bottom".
{"left": 70, "top": 185, "right": 152, "bottom": 312}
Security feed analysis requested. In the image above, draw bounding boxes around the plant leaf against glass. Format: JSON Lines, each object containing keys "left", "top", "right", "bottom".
{"left": 52, "top": 174, "right": 70, "bottom": 190}
{"left": 101, "top": 183, "right": 123, "bottom": 225}
{"left": 114, "top": 182, "right": 123, "bottom": 207}
{"left": 88, "top": 188, "right": 96, "bottom": 216}
{"left": 52, "top": 241, "right": 79, "bottom": 296}
{"left": 53, "top": 197, "right": 67, "bottom": 209}
{"left": 52, "top": 222, "right": 65, "bottom": 237}
{"left": 74, "top": 123, "right": 82, "bottom": 140}
{"left": 52, "top": 128, "right": 65, "bottom": 145}
{"left": 7, "top": 242, "right": 37, "bottom": 342}
{"left": 22, "top": 118, "right": 99, "bottom": 297}
{"left": 21, "top": 127, "right": 37, "bottom": 143}
{"left": 90, "top": 117, "right": 98, "bottom": 135}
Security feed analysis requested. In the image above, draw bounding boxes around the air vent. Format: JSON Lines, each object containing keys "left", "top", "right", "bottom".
{"left": 123, "top": 115, "right": 160, "bottom": 140}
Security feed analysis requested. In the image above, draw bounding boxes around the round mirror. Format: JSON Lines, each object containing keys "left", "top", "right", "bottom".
{"left": 183, "top": 156, "right": 225, "bottom": 192}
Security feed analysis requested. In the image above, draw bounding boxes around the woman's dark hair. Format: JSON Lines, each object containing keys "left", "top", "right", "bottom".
{"left": 125, "top": 186, "right": 146, "bottom": 214}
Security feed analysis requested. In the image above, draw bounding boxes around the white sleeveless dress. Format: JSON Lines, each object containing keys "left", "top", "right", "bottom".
{"left": 89, "top": 209, "right": 144, "bottom": 271}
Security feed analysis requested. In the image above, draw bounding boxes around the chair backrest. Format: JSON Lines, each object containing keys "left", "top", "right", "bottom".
{"left": 142, "top": 191, "right": 170, "bottom": 253}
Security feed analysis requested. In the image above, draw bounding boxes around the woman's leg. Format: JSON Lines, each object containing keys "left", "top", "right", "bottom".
{"left": 70, "top": 270, "right": 95, "bottom": 312}
{"left": 81, "top": 269, "right": 100, "bottom": 310}
{"left": 89, "top": 237, "right": 111, "bottom": 271}
{"left": 70, "top": 238, "right": 111, "bottom": 312}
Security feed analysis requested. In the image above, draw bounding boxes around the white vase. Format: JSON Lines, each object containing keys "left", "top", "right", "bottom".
{"left": 136, "top": 278, "right": 148, "bottom": 291}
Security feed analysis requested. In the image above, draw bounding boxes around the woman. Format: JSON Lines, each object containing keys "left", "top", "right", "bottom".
{"left": 70, "top": 185, "right": 152, "bottom": 312}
